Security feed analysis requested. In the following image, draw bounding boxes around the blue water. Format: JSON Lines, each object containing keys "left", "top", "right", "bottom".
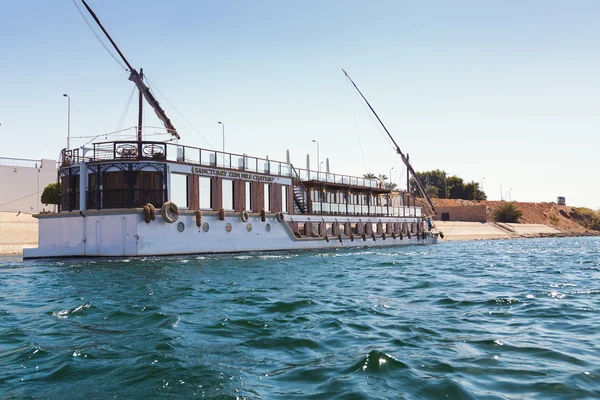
{"left": 1, "top": 237, "right": 599, "bottom": 399}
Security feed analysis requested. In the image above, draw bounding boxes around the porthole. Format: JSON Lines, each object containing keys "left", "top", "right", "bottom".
{"left": 246, "top": 223, "right": 253, "bottom": 232}
{"left": 177, "top": 222, "right": 185, "bottom": 232}
{"left": 202, "top": 222, "right": 210, "bottom": 232}
{"left": 225, "top": 222, "right": 232, "bottom": 232}
{"left": 265, "top": 223, "right": 271, "bottom": 232}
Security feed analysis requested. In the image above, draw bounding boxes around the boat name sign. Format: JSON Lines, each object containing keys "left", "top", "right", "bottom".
{"left": 190, "top": 166, "right": 291, "bottom": 185}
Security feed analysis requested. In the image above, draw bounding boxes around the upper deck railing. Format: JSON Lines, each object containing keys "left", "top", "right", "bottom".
{"left": 295, "top": 168, "right": 381, "bottom": 189}
{"left": 65, "top": 141, "right": 386, "bottom": 191}
{"left": 86, "top": 141, "right": 294, "bottom": 177}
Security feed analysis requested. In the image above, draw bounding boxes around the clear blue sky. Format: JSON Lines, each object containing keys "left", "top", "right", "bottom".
{"left": 1, "top": 1, "right": 599, "bottom": 208}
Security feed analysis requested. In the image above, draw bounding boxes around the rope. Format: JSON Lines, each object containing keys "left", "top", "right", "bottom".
{"left": 0, "top": 190, "right": 44, "bottom": 208}
{"left": 71, "top": 0, "right": 128, "bottom": 72}
{"left": 144, "top": 77, "right": 215, "bottom": 149}
{"left": 344, "top": 78, "right": 368, "bottom": 173}
{"left": 115, "top": 86, "right": 137, "bottom": 133}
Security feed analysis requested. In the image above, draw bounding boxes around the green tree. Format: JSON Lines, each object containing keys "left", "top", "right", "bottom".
{"left": 426, "top": 185, "right": 439, "bottom": 198}
{"left": 41, "top": 182, "right": 60, "bottom": 205}
{"left": 412, "top": 170, "right": 487, "bottom": 200}
{"left": 363, "top": 173, "right": 377, "bottom": 180}
{"left": 493, "top": 203, "right": 523, "bottom": 223}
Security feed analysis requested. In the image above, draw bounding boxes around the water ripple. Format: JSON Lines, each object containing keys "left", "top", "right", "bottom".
{"left": 0, "top": 237, "right": 599, "bottom": 398}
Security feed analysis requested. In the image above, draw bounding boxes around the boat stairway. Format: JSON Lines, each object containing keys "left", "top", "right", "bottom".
{"left": 293, "top": 185, "right": 308, "bottom": 214}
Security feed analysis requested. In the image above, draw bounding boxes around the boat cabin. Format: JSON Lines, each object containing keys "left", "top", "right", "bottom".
{"left": 58, "top": 140, "right": 421, "bottom": 218}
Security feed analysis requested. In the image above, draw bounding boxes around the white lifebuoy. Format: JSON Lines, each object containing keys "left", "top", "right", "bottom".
{"left": 241, "top": 210, "right": 249, "bottom": 222}
{"left": 161, "top": 201, "right": 179, "bottom": 223}
{"left": 276, "top": 212, "right": 284, "bottom": 222}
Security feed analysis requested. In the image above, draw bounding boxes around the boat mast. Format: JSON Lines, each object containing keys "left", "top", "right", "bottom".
{"left": 81, "top": 0, "right": 180, "bottom": 140}
{"left": 138, "top": 68, "right": 143, "bottom": 142}
{"left": 342, "top": 69, "right": 436, "bottom": 215}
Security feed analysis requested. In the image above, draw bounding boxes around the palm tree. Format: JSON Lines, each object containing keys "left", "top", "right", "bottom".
{"left": 363, "top": 173, "right": 377, "bottom": 180}
{"left": 384, "top": 182, "right": 397, "bottom": 190}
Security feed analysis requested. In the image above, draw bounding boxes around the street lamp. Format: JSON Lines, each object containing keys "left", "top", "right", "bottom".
{"left": 389, "top": 167, "right": 394, "bottom": 188}
{"left": 507, "top": 188, "right": 513, "bottom": 202}
{"left": 312, "top": 139, "right": 320, "bottom": 173}
{"left": 444, "top": 171, "right": 448, "bottom": 199}
{"left": 217, "top": 121, "right": 225, "bottom": 153}
{"left": 63, "top": 94, "right": 70, "bottom": 150}
{"left": 480, "top": 176, "right": 486, "bottom": 190}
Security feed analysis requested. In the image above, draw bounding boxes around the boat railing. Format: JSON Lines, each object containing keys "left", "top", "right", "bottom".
{"left": 311, "top": 202, "right": 422, "bottom": 217}
{"left": 295, "top": 168, "right": 381, "bottom": 189}
{"left": 89, "top": 141, "right": 294, "bottom": 178}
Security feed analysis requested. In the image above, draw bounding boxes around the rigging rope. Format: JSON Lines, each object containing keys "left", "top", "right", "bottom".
{"left": 115, "top": 86, "right": 136, "bottom": 134}
{"left": 344, "top": 78, "right": 369, "bottom": 173}
{"left": 71, "top": 0, "right": 129, "bottom": 72}
{"left": 351, "top": 88, "right": 397, "bottom": 152}
{"left": 144, "top": 76, "right": 216, "bottom": 150}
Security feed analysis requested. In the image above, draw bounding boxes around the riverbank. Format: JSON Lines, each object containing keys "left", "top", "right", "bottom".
{"left": 435, "top": 221, "right": 571, "bottom": 241}
{"left": 0, "top": 212, "right": 38, "bottom": 256}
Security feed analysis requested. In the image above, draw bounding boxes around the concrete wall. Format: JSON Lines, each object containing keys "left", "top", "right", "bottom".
{"left": 0, "top": 158, "right": 57, "bottom": 213}
{"left": 433, "top": 205, "right": 487, "bottom": 223}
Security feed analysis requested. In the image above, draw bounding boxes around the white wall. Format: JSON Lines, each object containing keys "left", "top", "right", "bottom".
{"left": 0, "top": 158, "right": 57, "bottom": 213}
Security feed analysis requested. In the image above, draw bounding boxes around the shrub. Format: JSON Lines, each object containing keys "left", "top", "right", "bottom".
{"left": 571, "top": 207, "right": 600, "bottom": 231}
{"left": 493, "top": 202, "right": 523, "bottom": 223}
{"left": 41, "top": 182, "right": 60, "bottom": 205}
{"left": 548, "top": 214, "right": 560, "bottom": 226}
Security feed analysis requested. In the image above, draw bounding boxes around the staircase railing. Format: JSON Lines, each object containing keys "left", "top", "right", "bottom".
{"left": 290, "top": 165, "right": 312, "bottom": 214}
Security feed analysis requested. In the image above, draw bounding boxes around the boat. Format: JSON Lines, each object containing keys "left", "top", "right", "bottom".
{"left": 23, "top": 1, "right": 441, "bottom": 259}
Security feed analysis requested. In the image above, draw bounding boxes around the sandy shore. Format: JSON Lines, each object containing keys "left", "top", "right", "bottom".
{"left": 0, "top": 212, "right": 583, "bottom": 256}
{"left": 436, "top": 221, "right": 562, "bottom": 241}
{"left": 0, "top": 212, "right": 38, "bottom": 256}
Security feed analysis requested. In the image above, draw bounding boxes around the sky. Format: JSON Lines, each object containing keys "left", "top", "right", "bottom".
{"left": 1, "top": 0, "right": 599, "bottom": 208}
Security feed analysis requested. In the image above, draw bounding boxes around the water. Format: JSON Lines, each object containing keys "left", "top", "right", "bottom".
{"left": 1, "top": 237, "right": 599, "bottom": 399}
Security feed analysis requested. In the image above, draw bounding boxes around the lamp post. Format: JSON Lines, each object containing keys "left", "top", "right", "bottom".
{"left": 444, "top": 171, "right": 448, "bottom": 199}
{"left": 480, "top": 176, "right": 486, "bottom": 190}
{"left": 507, "top": 188, "right": 513, "bottom": 202}
{"left": 63, "top": 94, "right": 70, "bottom": 150}
{"left": 389, "top": 167, "right": 394, "bottom": 188}
{"left": 312, "top": 139, "right": 320, "bottom": 173}
{"left": 217, "top": 121, "right": 225, "bottom": 153}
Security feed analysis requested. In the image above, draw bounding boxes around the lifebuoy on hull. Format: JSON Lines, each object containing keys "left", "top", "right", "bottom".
{"left": 161, "top": 202, "right": 179, "bottom": 223}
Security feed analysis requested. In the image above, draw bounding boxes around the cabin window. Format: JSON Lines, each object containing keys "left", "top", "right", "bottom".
{"left": 351, "top": 223, "right": 358, "bottom": 234}
{"left": 134, "top": 171, "right": 163, "bottom": 208}
{"left": 311, "top": 189, "right": 320, "bottom": 202}
{"left": 60, "top": 173, "right": 80, "bottom": 211}
{"left": 170, "top": 173, "right": 187, "bottom": 209}
{"left": 101, "top": 171, "right": 126, "bottom": 208}
{"left": 338, "top": 224, "right": 345, "bottom": 235}
{"left": 264, "top": 183, "right": 271, "bottom": 211}
{"left": 281, "top": 185, "right": 288, "bottom": 213}
{"left": 199, "top": 177, "right": 211, "bottom": 209}
{"left": 222, "top": 179, "right": 234, "bottom": 211}
{"left": 245, "top": 182, "right": 251, "bottom": 211}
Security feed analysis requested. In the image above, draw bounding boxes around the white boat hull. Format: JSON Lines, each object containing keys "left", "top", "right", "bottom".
{"left": 24, "top": 210, "right": 438, "bottom": 259}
